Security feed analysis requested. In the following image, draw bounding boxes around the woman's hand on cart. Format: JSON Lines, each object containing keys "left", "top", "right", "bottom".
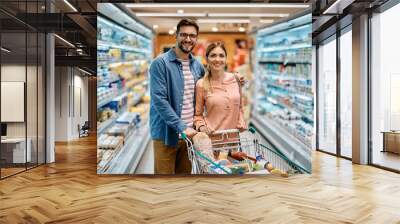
{"left": 236, "top": 125, "right": 247, "bottom": 132}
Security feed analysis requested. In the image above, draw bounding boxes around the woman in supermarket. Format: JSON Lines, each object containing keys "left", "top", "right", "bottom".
{"left": 193, "top": 41, "right": 247, "bottom": 138}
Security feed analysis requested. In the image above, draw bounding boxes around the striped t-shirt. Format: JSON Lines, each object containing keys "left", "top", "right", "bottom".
{"left": 180, "top": 60, "right": 195, "bottom": 128}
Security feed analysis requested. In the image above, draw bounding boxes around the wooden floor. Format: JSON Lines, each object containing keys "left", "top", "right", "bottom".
{"left": 1, "top": 136, "right": 400, "bottom": 223}
{"left": 1, "top": 167, "right": 26, "bottom": 178}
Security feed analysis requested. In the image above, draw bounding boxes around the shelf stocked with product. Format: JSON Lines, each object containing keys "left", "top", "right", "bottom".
{"left": 251, "top": 112, "right": 312, "bottom": 172}
{"left": 96, "top": 15, "right": 153, "bottom": 174}
{"left": 252, "top": 14, "right": 313, "bottom": 153}
{"left": 97, "top": 107, "right": 151, "bottom": 174}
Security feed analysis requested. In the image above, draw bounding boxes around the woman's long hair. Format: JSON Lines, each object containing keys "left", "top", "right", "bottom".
{"left": 203, "top": 42, "right": 227, "bottom": 93}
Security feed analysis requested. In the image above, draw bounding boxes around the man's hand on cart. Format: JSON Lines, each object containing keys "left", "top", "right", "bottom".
{"left": 183, "top": 127, "right": 197, "bottom": 138}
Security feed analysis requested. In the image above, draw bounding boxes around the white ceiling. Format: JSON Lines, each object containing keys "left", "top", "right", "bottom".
{"left": 125, "top": 3, "right": 310, "bottom": 34}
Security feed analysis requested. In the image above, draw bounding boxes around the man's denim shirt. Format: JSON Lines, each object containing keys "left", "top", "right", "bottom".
{"left": 149, "top": 48, "right": 205, "bottom": 147}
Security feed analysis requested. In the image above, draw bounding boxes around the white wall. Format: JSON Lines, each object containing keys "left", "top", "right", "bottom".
{"left": 54, "top": 66, "right": 69, "bottom": 141}
{"left": 54, "top": 67, "right": 89, "bottom": 141}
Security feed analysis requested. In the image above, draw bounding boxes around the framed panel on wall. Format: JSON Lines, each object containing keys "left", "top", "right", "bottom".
{"left": 1, "top": 82, "right": 25, "bottom": 122}
{"left": 97, "top": 3, "right": 311, "bottom": 176}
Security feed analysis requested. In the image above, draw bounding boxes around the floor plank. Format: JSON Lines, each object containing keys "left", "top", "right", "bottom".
{"left": 0, "top": 135, "right": 399, "bottom": 223}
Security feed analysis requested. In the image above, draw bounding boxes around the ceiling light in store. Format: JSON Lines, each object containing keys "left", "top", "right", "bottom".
{"left": 212, "top": 27, "right": 218, "bottom": 32}
{"left": 168, "top": 30, "right": 175, "bottom": 35}
{"left": 41, "top": 5, "right": 46, "bottom": 10}
{"left": 197, "top": 19, "right": 250, "bottom": 24}
{"left": 135, "top": 13, "right": 207, "bottom": 17}
{"left": 1, "top": 47, "right": 11, "bottom": 53}
{"left": 126, "top": 3, "right": 309, "bottom": 9}
{"left": 63, "top": 0, "right": 78, "bottom": 12}
{"left": 54, "top": 34, "right": 75, "bottom": 48}
{"left": 177, "top": 9, "right": 184, "bottom": 14}
{"left": 260, "top": 19, "right": 274, "bottom": 23}
{"left": 208, "top": 13, "right": 289, "bottom": 18}
{"left": 238, "top": 27, "right": 246, "bottom": 32}
{"left": 153, "top": 24, "right": 159, "bottom": 29}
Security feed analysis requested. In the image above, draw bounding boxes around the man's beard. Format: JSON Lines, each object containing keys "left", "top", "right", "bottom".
{"left": 178, "top": 41, "right": 194, "bottom": 53}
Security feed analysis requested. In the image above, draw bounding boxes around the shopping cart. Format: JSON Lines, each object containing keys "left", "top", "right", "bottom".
{"left": 182, "top": 127, "right": 310, "bottom": 175}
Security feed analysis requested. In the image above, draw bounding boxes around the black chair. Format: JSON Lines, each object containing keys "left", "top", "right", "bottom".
{"left": 78, "top": 121, "right": 90, "bottom": 138}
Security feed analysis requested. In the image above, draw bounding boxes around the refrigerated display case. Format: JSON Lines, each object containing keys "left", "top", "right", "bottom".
{"left": 96, "top": 14, "right": 153, "bottom": 174}
{"left": 251, "top": 13, "right": 312, "bottom": 171}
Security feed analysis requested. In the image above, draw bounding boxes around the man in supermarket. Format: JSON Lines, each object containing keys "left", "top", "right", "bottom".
{"left": 149, "top": 18, "right": 205, "bottom": 174}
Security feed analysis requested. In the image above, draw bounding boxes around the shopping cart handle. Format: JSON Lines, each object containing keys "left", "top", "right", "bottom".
{"left": 212, "top": 128, "right": 256, "bottom": 135}
{"left": 212, "top": 129, "right": 240, "bottom": 135}
{"left": 181, "top": 132, "right": 188, "bottom": 140}
{"left": 248, "top": 127, "right": 256, "bottom": 134}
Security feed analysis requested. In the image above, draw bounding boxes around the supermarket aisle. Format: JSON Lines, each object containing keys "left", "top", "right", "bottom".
{"left": 135, "top": 143, "right": 154, "bottom": 174}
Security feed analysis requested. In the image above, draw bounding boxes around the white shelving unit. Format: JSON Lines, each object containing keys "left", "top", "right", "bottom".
{"left": 251, "top": 13, "right": 313, "bottom": 171}
{"left": 96, "top": 13, "right": 153, "bottom": 174}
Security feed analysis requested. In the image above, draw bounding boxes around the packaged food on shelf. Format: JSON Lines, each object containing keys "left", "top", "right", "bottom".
{"left": 108, "top": 48, "right": 121, "bottom": 60}
{"left": 98, "top": 87, "right": 118, "bottom": 107}
{"left": 125, "top": 74, "right": 146, "bottom": 88}
{"left": 107, "top": 123, "right": 131, "bottom": 139}
{"left": 116, "top": 112, "right": 141, "bottom": 124}
{"left": 98, "top": 134, "right": 124, "bottom": 150}
{"left": 108, "top": 93, "right": 128, "bottom": 113}
{"left": 97, "top": 107, "right": 116, "bottom": 123}
{"left": 130, "top": 104, "right": 147, "bottom": 115}
{"left": 142, "top": 95, "right": 150, "bottom": 103}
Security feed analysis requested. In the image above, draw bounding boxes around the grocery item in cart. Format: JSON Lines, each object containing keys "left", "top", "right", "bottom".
{"left": 229, "top": 151, "right": 257, "bottom": 162}
{"left": 192, "top": 132, "right": 214, "bottom": 160}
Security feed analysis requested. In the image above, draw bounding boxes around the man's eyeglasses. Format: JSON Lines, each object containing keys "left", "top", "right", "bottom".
{"left": 178, "top": 33, "right": 198, "bottom": 39}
